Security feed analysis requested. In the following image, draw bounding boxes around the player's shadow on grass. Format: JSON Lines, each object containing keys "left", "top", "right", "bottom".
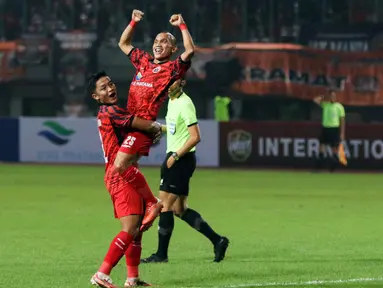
{"left": 167, "top": 270, "right": 255, "bottom": 286}
{"left": 174, "top": 256, "right": 233, "bottom": 263}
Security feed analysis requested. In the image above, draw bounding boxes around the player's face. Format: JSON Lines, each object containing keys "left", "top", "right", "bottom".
{"left": 330, "top": 91, "right": 336, "bottom": 102}
{"left": 324, "top": 91, "right": 335, "bottom": 102}
{"left": 325, "top": 91, "right": 336, "bottom": 102}
{"left": 153, "top": 33, "right": 177, "bottom": 61}
{"left": 92, "top": 76, "right": 118, "bottom": 104}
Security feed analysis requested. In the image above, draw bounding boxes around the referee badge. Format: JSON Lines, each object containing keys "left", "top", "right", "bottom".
{"left": 168, "top": 122, "right": 176, "bottom": 135}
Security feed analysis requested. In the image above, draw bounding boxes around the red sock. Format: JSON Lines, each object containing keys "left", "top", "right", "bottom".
{"left": 99, "top": 231, "right": 134, "bottom": 275}
{"left": 125, "top": 233, "right": 142, "bottom": 278}
{"left": 121, "top": 166, "right": 157, "bottom": 205}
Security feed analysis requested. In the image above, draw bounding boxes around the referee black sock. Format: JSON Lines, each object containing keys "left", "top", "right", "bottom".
{"left": 156, "top": 211, "right": 174, "bottom": 259}
{"left": 330, "top": 153, "right": 339, "bottom": 172}
{"left": 316, "top": 151, "right": 325, "bottom": 169}
{"left": 181, "top": 208, "right": 221, "bottom": 246}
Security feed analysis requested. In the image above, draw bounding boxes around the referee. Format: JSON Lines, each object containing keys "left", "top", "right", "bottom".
{"left": 314, "top": 89, "right": 346, "bottom": 171}
{"left": 141, "top": 79, "right": 229, "bottom": 263}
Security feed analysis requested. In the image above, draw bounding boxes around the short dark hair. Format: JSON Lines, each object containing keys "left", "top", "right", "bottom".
{"left": 87, "top": 70, "right": 108, "bottom": 97}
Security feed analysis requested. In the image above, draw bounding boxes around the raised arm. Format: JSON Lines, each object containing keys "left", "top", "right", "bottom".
{"left": 313, "top": 95, "right": 324, "bottom": 106}
{"left": 118, "top": 9, "right": 144, "bottom": 56}
{"left": 169, "top": 14, "right": 195, "bottom": 62}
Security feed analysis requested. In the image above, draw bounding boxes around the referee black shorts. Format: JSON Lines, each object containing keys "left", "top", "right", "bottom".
{"left": 319, "top": 127, "right": 340, "bottom": 148}
{"left": 159, "top": 152, "right": 196, "bottom": 196}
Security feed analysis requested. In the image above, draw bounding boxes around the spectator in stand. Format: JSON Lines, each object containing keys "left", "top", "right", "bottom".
{"left": 58, "top": 99, "right": 92, "bottom": 117}
{"left": 220, "top": 0, "right": 242, "bottom": 42}
{"left": 3, "top": 0, "right": 22, "bottom": 40}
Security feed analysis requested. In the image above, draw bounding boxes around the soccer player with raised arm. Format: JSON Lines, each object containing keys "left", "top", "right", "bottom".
{"left": 88, "top": 71, "right": 163, "bottom": 288}
{"left": 113, "top": 10, "right": 195, "bottom": 228}
{"left": 141, "top": 79, "right": 230, "bottom": 264}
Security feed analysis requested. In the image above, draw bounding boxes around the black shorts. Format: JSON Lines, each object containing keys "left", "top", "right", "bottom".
{"left": 159, "top": 152, "right": 196, "bottom": 196}
{"left": 319, "top": 127, "right": 340, "bottom": 147}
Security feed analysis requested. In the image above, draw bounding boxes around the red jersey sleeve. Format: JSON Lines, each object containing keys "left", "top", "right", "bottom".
{"left": 128, "top": 48, "right": 153, "bottom": 69}
{"left": 106, "top": 106, "right": 134, "bottom": 129}
{"left": 171, "top": 56, "right": 191, "bottom": 80}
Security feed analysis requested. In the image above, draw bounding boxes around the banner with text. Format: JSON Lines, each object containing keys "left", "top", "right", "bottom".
{"left": 19, "top": 117, "right": 103, "bottom": 164}
{"left": 220, "top": 121, "right": 383, "bottom": 170}
{"left": 299, "top": 23, "right": 383, "bottom": 52}
{"left": 190, "top": 43, "right": 383, "bottom": 106}
{"left": 19, "top": 118, "right": 219, "bottom": 167}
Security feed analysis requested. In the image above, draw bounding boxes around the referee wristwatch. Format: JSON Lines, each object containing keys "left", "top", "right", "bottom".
{"left": 171, "top": 152, "right": 179, "bottom": 161}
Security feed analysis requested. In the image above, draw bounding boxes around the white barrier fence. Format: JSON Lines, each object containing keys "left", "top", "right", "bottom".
{"left": 19, "top": 117, "right": 219, "bottom": 167}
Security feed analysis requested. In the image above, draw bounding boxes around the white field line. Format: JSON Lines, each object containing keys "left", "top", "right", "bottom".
{"left": 180, "top": 277, "right": 383, "bottom": 288}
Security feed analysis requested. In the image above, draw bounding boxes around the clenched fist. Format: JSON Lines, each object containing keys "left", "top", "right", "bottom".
{"left": 169, "top": 14, "right": 185, "bottom": 26}
{"left": 132, "top": 9, "right": 144, "bottom": 22}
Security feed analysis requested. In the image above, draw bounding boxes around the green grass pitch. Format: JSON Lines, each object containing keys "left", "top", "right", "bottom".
{"left": 0, "top": 165, "right": 382, "bottom": 288}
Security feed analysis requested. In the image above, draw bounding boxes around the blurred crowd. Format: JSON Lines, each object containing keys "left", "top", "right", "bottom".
{"left": 0, "top": 0, "right": 381, "bottom": 118}
{"left": 1, "top": 0, "right": 97, "bottom": 40}
{"left": 1, "top": 0, "right": 380, "bottom": 44}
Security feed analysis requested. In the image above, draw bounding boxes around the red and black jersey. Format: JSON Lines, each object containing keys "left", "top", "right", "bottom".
{"left": 97, "top": 105, "right": 134, "bottom": 169}
{"left": 127, "top": 47, "right": 191, "bottom": 120}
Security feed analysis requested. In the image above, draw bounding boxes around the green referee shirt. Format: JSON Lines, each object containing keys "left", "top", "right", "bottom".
{"left": 166, "top": 92, "right": 198, "bottom": 153}
{"left": 321, "top": 101, "right": 345, "bottom": 128}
